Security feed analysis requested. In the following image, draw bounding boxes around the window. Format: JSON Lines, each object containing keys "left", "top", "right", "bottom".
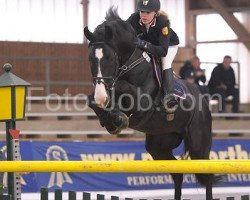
{"left": 0, "top": 0, "right": 185, "bottom": 46}
{"left": 196, "top": 13, "right": 250, "bottom": 103}
{"left": 0, "top": 0, "right": 83, "bottom": 43}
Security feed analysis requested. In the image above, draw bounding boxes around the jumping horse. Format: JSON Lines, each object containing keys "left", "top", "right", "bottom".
{"left": 84, "top": 8, "right": 216, "bottom": 200}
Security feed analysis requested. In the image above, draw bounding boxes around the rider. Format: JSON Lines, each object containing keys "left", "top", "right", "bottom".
{"left": 126, "top": 0, "right": 179, "bottom": 113}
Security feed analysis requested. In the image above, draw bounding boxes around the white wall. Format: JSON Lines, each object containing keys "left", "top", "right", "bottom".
{"left": 87, "top": 0, "right": 135, "bottom": 32}
{"left": 0, "top": 0, "right": 83, "bottom": 43}
{"left": 0, "top": 0, "right": 185, "bottom": 45}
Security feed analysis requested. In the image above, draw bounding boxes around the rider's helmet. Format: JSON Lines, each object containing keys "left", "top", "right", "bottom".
{"left": 137, "top": 0, "right": 160, "bottom": 12}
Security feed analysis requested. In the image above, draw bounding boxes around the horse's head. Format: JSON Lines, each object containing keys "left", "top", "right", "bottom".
{"left": 83, "top": 39, "right": 119, "bottom": 108}
{"left": 84, "top": 7, "right": 136, "bottom": 108}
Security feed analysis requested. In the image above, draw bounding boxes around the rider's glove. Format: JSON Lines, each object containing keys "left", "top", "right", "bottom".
{"left": 134, "top": 37, "right": 147, "bottom": 50}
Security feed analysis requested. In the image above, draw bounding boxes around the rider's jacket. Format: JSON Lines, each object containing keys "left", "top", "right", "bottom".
{"left": 127, "top": 12, "right": 179, "bottom": 58}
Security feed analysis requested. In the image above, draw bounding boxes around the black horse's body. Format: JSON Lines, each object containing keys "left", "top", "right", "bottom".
{"left": 84, "top": 8, "right": 214, "bottom": 200}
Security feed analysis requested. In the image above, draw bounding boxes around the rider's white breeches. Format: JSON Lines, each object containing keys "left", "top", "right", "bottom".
{"left": 161, "top": 45, "right": 178, "bottom": 70}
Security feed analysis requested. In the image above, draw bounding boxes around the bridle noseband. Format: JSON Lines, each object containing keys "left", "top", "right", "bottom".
{"left": 90, "top": 41, "right": 147, "bottom": 91}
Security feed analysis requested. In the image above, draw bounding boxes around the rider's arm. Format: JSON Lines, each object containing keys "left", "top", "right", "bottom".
{"left": 145, "top": 23, "right": 170, "bottom": 57}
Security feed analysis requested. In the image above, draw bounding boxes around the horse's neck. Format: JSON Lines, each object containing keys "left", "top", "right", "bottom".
{"left": 120, "top": 47, "right": 156, "bottom": 87}
{"left": 117, "top": 44, "right": 136, "bottom": 65}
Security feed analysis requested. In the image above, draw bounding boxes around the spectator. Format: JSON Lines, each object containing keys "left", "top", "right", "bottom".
{"left": 208, "top": 55, "right": 239, "bottom": 113}
{"left": 179, "top": 56, "right": 209, "bottom": 95}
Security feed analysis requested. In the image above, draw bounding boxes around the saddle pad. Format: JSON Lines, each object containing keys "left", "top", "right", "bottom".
{"left": 173, "top": 80, "right": 186, "bottom": 99}
{"left": 152, "top": 57, "right": 186, "bottom": 99}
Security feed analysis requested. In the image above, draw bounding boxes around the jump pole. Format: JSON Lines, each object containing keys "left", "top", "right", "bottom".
{"left": 0, "top": 160, "right": 250, "bottom": 174}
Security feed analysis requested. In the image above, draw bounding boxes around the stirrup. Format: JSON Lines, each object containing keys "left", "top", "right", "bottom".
{"left": 162, "top": 95, "right": 178, "bottom": 114}
{"left": 165, "top": 104, "right": 178, "bottom": 114}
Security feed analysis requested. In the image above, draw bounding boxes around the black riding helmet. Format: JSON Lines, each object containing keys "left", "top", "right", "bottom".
{"left": 137, "top": 0, "right": 160, "bottom": 12}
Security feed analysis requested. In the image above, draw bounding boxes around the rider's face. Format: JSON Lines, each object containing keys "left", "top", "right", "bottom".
{"left": 139, "top": 11, "right": 156, "bottom": 25}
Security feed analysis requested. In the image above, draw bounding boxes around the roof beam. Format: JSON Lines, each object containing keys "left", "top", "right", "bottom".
{"left": 205, "top": 0, "right": 250, "bottom": 51}
{"left": 189, "top": 6, "right": 250, "bottom": 15}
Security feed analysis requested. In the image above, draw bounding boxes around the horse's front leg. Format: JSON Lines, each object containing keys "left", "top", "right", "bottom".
{"left": 87, "top": 93, "right": 128, "bottom": 135}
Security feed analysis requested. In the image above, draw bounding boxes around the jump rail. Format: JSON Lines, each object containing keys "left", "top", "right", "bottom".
{"left": 1, "top": 160, "right": 250, "bottom": 174}
{"left": 1, "top": 129, "right": 250, "bottom": 135}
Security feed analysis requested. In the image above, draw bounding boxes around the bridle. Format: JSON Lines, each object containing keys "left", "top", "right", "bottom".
{"left": 90, "top": 42, "right": 117, "bottom": 90}
{"left": 90, "top": 41, "right": 147, "bottom": 91}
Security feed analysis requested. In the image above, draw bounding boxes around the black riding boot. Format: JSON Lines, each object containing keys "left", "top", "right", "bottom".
{"left": 162, "top": 69, "right": 178, "bottom": 113}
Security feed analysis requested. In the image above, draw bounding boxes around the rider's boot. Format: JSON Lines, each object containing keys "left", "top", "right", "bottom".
{"left": 162, "top": 68, "right": 178, "bottom": 113}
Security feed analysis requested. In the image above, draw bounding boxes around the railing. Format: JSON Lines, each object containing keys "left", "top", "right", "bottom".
{"left": 39, "top": 188, "right": 250, "bottom": 200}
{"left": 0, "top": 95, "right": 249, "bottom": 136}
{"left": 0, "top": 113, "right": 249, "bottom": 136}
{"left": 26, "top": 96, "right": 250, "bottom": 136}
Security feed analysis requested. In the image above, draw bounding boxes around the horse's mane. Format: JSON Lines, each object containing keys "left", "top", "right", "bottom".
{"left": 105, "top": 7, "right": 121, "bottom": 21}
{"left": 94, "top": 7, "right": 136, "bottom": 40}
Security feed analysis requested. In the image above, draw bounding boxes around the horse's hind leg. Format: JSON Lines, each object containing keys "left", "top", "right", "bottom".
{"left": 187, "top": 114, "right": 213, "bottom": 199}
{"left": 171, "top": 173, "right": 183, "bottom": 200}
{"left": 145, "top": 133, "right": 183, "bottom": 200}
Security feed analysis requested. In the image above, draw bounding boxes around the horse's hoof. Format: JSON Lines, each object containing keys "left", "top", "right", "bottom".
{"left": 109, "top": 127, "right": 122, "bottom": 135}
{"left": 106, "top": 112, "right": 129, "bottom": 135}
{"left": 118, "top": 112, "right": 129, "bottom": 129}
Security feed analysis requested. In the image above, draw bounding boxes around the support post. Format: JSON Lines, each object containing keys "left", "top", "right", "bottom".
{"left": 5, "top": 125, "right": 21, "bottom": 200}
{"left": 5, "top": 122, "right": 15, "bottom": 200}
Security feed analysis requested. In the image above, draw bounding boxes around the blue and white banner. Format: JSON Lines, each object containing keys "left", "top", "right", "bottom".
{"left": 0, "top": 139, "right": 250, "bottom": 192}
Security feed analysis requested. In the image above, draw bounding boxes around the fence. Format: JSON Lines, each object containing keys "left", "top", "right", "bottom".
{"left": 1, "top": 160, "right": 250, "bottom": 199}
{"left": 39, "top": 188, "right": 250, "bottom": 200}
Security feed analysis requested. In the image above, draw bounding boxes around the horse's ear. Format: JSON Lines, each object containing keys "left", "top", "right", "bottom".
{"left": 84, "top": 26, "right": 95, "bottom": 42}
{"left": 105, "top": 24, "right": 114, "bottom": 42}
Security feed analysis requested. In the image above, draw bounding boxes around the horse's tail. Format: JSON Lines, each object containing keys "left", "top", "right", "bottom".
{"left": 195, "top": 174, "right": 224, "bottom": 187}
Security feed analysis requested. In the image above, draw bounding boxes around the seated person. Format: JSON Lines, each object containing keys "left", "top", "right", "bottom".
{"left": 179, "top": 56, "right": 209, "bottom": 95}
{"left": 208, "top": 55, "right": 239, "bottom": 113}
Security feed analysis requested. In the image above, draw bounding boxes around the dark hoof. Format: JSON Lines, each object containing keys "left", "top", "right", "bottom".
{"left": 107, "top": 112, "right": 129, "bottom": 135}
{"left": 107, "top": 127, "right": 122, "bottom": 135}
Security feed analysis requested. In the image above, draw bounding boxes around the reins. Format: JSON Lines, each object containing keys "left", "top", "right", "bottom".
{"left": 90, "top": 41, "right": 149, "bottom": 90}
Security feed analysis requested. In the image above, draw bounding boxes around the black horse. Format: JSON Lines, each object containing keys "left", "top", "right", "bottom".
{"left": 84, "top": 8, "right": 215, "bottom": 200}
